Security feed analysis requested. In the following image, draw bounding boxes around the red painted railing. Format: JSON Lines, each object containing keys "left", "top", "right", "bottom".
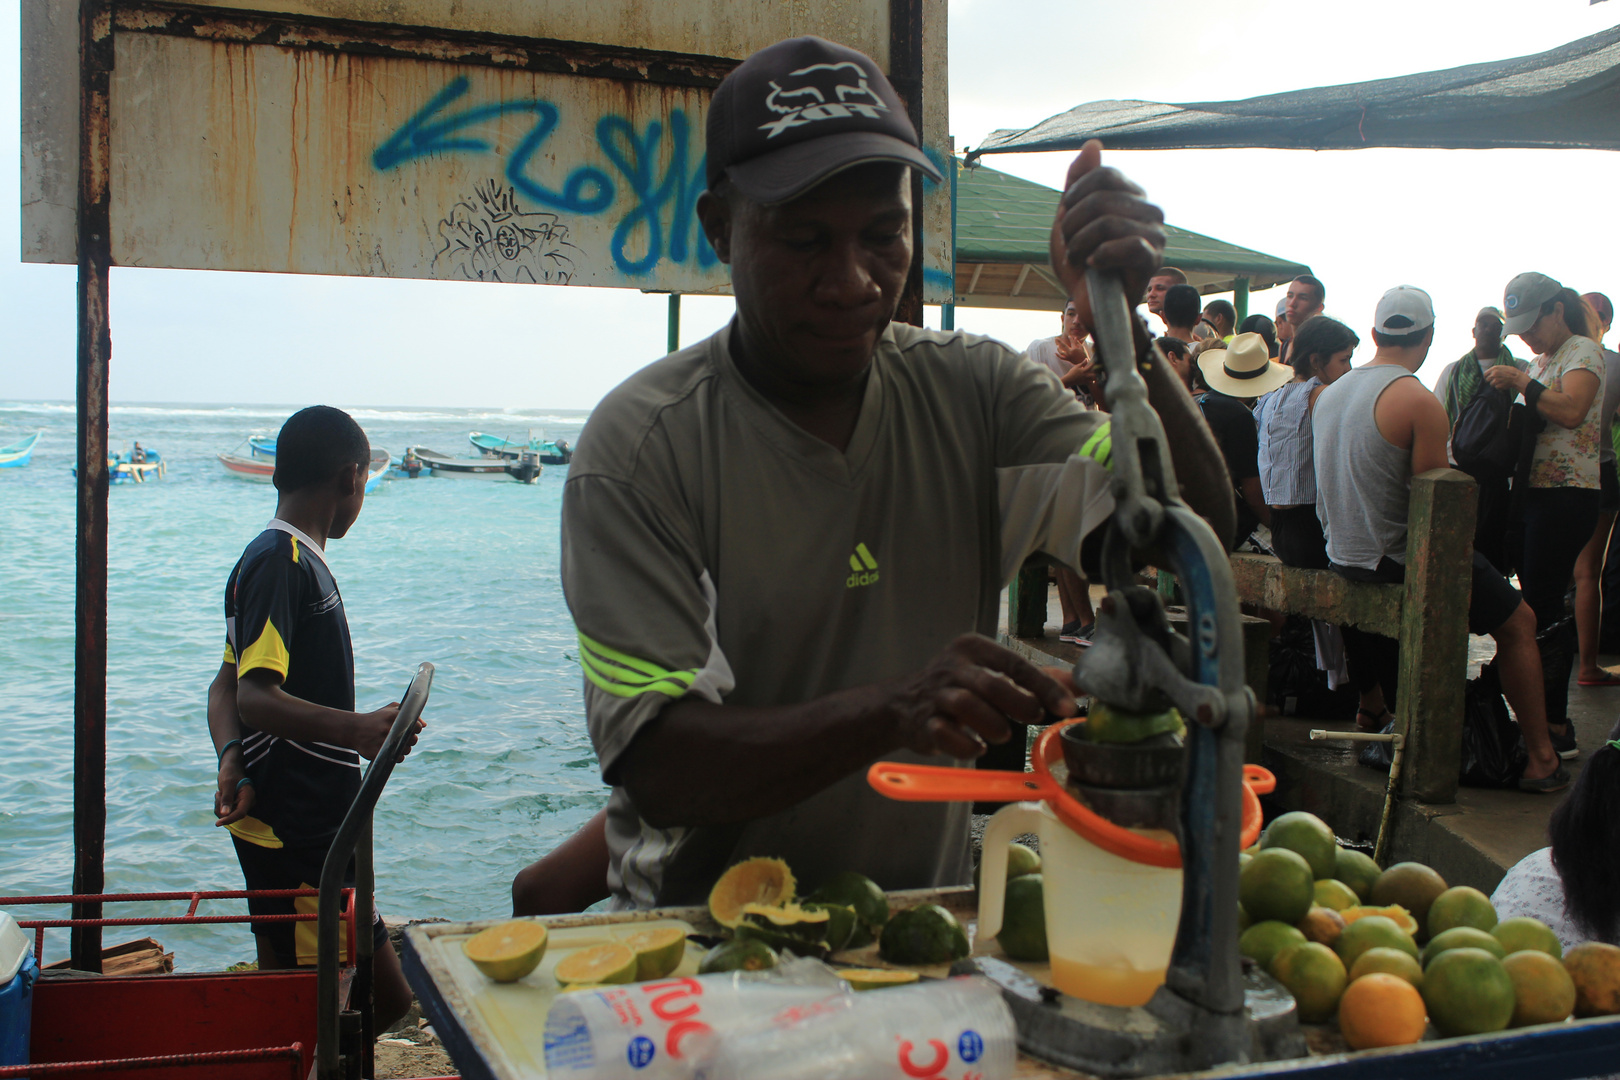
{"left": 0, "top": 889, "right": 354, "bottom": 967}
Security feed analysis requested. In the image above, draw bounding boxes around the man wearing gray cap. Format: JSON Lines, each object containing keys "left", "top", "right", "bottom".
{"left": 1315, "top": 286, "right": 1566, "bottom": 792}
{"left": 559, "top": 36, "right": 1236, "bottom": 907}
{"left": 1431, "top": 307, "right": 1524, "bottom": 572}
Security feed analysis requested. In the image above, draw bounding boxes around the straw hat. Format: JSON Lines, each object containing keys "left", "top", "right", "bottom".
{"left": 1197, "top": 333, "right": 1293, "bottom": 397}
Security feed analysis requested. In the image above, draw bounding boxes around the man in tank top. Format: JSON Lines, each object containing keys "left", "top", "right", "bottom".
{"left": 1312, "top": 286, "right": 1567, "bottom": 792}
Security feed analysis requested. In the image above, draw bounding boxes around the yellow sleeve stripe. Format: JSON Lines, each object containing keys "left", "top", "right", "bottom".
{"left": 223, "top": 643, "right": 237, "bottom": 665}
{"left": 290, "top": 537, "right": 300, "bottom": 564}
{"left": 577, "top": 631, "right": 698, "bottom": 699}
{"left": 1080, "top": 422, "right": 1113, "bottom": 469}
{"left": 238, "top": 619, "right": 290, "bottom": 679}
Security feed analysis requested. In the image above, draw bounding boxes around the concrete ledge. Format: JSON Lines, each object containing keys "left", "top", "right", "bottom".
{"left": 1262, "top": 715, "right": 1545, "bottom": 894}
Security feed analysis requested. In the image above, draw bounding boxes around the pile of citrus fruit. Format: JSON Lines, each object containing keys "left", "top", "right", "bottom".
{"left": 699, "top": 857, "right": 969, "bottom": 987}
{"left": 460, "top": 919, "right": 691, "bottom": 989}
{"left": 1238, "top": 810, "right": 1620, "bottom": 1048}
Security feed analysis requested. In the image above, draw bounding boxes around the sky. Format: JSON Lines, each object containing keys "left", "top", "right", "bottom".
{"left": 3, "top": 0, "right": 1619, "bottom": 410}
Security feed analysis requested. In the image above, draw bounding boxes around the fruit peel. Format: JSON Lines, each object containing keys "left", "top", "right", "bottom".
{"left": 708, "top": 857, "right": 796, "bottom": 929}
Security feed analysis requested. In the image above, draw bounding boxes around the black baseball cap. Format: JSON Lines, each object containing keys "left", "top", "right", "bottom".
{"left": 706, "top": 36, "right": 943, "bottom": 205}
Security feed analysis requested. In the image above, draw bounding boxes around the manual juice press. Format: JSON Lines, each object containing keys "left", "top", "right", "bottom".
{"left": 871, "top": 271, "right": 1308, "bottom": 1078}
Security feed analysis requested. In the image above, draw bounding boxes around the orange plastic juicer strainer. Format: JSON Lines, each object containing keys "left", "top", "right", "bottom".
{"left": 868, "top": 718, "right": 1274, "bottom": 869}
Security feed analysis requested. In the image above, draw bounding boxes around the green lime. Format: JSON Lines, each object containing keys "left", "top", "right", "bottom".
{"left": 1240, "top": 847, "right": 1315, "bottom": 926}
{"left": 996, "top": 873, "right": 1048, "bottom": 961}
{"left": 1261, "top": 812, "right": 1337, "bottom": 880}
{"left": 879, "top": 904, "right": 970, "bottom": 965}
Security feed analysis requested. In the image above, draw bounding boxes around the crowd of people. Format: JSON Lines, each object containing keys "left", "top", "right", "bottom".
{"left": 1034, "top": 264, "right": 1619, "bottom": 795}
{"left": 196, "top": 37, "right": 1619, "bottom": 1027}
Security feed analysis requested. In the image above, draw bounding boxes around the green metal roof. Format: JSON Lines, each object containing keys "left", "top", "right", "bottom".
{"left": 954, "top": 161, "right": 1311, "bottom": 308}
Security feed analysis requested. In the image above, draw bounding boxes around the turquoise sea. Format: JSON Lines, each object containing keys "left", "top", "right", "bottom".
{"left": 0, "top": 400, "right": 603, "bottom": 970}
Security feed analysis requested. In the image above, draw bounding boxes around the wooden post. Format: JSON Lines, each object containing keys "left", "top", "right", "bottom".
{"left": 1007, "top": 558, "right": 1048, "bottom": 638}
{"left": 72, "top": 0, "right": 113, "bottom": 974}
{"left": 1396, "top": 469, "right": 1477, "bottom": 804}
{"left": 666, "top": 294, "right": 680, "bottom": 354}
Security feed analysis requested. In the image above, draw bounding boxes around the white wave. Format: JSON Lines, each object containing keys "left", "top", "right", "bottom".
{"left": 0, "top": 400, "right": 591, "bottom": 425}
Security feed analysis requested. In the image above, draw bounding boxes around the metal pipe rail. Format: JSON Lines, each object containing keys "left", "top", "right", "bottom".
{"left": 316, "top": 662, "right": 435, "bottom": 1080}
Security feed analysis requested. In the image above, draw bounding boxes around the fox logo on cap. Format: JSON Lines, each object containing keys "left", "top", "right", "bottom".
{"left": 760, "top": 61, "right": 890, "bottom": 139}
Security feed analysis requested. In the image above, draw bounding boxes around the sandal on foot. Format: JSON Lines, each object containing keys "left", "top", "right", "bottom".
{"left": 1518, "top": 766, "right": 1571, "bottom": 794}
{"left": 1577, "top": 669, "right": 1620, "bottom": 687}
{"left": 1355, "top": 707, "right": 1392, "bottom": 733}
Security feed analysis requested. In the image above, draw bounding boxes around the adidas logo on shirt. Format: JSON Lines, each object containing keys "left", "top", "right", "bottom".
{"left": 846, "top": 543, "right": 880, "bottom": 588}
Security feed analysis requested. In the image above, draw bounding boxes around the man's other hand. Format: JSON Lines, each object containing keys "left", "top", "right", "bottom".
{"left": 214, "top": 760, "right": 256, "bottom": 827}
{"left": 891, "top": 634, "right": 1078, "bottom": 758}
{"left": 1049, "top": 140, "right": 1167, "bottom": 333}
{"left": 351, "top": 703, "right": 426, "bottom": 762}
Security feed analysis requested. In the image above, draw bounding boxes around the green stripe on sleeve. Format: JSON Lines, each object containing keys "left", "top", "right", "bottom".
{"left": 577, "top": 631, "right": 700, "bottom": 698}
{"left": 1080, "top": 423, "right": 1113, "bottom": 468}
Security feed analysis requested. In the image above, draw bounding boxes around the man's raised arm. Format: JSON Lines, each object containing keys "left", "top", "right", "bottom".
{"left": 1048, "top": 140, "right": 1237, "bottom": 550}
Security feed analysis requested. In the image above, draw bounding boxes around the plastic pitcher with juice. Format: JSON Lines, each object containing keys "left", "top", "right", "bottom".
{"left": 977, "top": 800, "right": 1182, "bottom": 1007}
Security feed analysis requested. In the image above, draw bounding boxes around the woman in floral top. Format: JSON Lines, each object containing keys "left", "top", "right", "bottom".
{"left": 1486, "top": 275, "right": 1605, "bottom": 761}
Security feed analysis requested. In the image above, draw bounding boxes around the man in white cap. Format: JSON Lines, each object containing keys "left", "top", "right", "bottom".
{"left": 1430, "top": 307, "right": 1524, "bottom": 572}
{"left": 558, "top": 36, "right": 1237, "bottom": 908}
{"left": 1313, "top": 286, "right": 1567, "bottom": 792}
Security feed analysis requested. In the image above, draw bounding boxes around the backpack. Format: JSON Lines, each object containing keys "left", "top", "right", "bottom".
{"left": 1450, "top": 382, "right": 1522, "bottom": 481}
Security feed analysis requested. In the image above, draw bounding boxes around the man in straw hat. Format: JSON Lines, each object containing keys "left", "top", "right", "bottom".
{"left": 557, "top": 35, "right": 1237, "bottom": 908}
{"left": 1195, "top": 333, "right": 1290, "bottom": 545}
{"left": 1313, "top": 286, "right": 1566, "bottom": 793}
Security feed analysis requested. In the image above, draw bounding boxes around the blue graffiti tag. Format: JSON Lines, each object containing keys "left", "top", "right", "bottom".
{"left": 374, "top": 77, "right": 715, "bottom": 275}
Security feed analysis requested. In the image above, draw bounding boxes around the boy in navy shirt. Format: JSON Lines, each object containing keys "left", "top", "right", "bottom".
{"left": 207, "top": 405, "right": 423, "bottom": 1028}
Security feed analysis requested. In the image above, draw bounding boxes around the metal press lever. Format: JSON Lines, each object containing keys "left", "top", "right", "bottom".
{"left": 1068, "top": 270, "right": 1255, "bottom": 1068}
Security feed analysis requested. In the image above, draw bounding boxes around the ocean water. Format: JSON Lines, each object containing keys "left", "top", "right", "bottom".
{"left": 0, "top": 400, "right": 606, "bottom": 970}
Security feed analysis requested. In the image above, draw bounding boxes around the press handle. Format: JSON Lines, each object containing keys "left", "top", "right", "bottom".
{"left": 867, "top": 761, "right": 1046, "bottom": 803}
{"left": 975, "top": 802, "right": 1042, "bottom": 944}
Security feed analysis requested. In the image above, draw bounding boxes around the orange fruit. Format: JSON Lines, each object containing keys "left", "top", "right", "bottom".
{"left": 1240, "top": 848, "right": 1316, "bottom": 925}
{"left": 1503, "top": 949, "right": 1577, "bottom": 1027}
{"left": 1341, "top": 904, "right": 1419, "bottom": 938}
{"left": 1298, "top": 906, "right": 1346, "bottom": 947}
{"left": 1348, "top": 946, "right": 1424, "bottom": 989}
{"left": 1421, "top": 947, "right": 1514, "bottom": 1036}
{"left": 1335, "top": 914, "right": 1419, "bottom": 970}
{"left": 1338, "top": 973, "right": 1427, "bottom": 1049}
{"left": 1564, "top": 941, "right": 1620, "bottom": 1017}
{"left": 1271, "top": 942, "right": 1348, "bottom": 1023}
{"left": 1426, "top": 886, "right": 1497, "bottom": 939}
{"left": 1240, "top": 921, "right": 1307, "bottom": 973}
{"left": 1371, "top": 863, "right": 1447, "bottom": 940}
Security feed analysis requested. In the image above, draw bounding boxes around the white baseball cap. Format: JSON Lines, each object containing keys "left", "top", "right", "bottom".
{"left": 1373, "top": 286, "right": 1435, "bottom": 336}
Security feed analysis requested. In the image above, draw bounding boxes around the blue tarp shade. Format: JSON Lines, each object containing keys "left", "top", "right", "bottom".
{"left": 970, "top": 24, "right": 1620, "bottom": 156}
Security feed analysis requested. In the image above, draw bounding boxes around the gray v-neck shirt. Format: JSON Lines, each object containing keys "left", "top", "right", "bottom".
{"left": 561, "top": 320, "right": 1115, "bottom": 908}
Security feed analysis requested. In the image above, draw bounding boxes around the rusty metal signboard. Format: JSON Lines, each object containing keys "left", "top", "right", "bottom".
{"left": 23, "top": 0, "right": 952, "bottom": 301}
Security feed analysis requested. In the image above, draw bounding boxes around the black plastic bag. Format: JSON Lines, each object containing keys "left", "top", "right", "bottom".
{"left": 1270, "top": 617, "right": 1357, "bottom": 721}
{"left": 1356, "top": 663, "right": 1527, "bottom": 786}
{"left": 1459, "top": 662, "right": 1528, "bottom": 788}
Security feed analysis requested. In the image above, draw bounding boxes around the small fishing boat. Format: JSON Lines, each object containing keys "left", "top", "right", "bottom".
{"left": 409, "top": 445, "right": 542, "bottom": 483}
{"left": 248, "top": 435, "right": 277, "bottom": 460}
{"left": 113, "top": 445, "right": 164, "bottom": 484}
{"left": 469, "top": 430, "right": 573, "bottom": 465}
{"left": 71, "top": 444, "right": 165, "bottom": 484}
{"left": 0, "top": 430, "right": 42, "bottom": 468}
{"left": 218, "top": 451, "right": 275, "bottom": 482}
{"left": 364, "top": 447, "right": 391, "bottom": 494}
{"left": 391, "top": 448, "right": 427, "bottom": 480}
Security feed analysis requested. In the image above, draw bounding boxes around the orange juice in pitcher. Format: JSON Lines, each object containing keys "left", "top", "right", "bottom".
{"left": 977, "top": 800, "right": 1182, "bottom": 1009}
